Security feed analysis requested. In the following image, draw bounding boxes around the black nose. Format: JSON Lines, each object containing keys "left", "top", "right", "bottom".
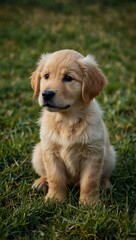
{"left": 42, "top": 90, "right": 55, "bottom": 101}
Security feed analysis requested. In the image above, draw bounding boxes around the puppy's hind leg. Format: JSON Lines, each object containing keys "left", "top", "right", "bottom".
{"left": 32, "top": 142, "right": 47, "bottom": 192}
{"left": 101, "top": 145, "right": 116, "bottom": 190}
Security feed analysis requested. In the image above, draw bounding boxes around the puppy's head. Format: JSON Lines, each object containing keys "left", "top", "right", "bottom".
{"left": 31, "top": 49, "right": 107, "bottom": 112}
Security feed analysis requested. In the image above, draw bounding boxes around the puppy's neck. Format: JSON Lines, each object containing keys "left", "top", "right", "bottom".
{"left": 59, "top": 105, "right": 89, "bottom": 122}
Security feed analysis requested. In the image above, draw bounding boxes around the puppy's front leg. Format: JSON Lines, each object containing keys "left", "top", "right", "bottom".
{"left": 80, "top": 157, "right": 103, "bottom": 205}
{"left": 44, "top": 151, "right": 67, "bottom": 203}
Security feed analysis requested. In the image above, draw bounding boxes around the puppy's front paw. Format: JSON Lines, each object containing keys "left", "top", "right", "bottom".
{"left": 45, "top": 191, "right": 66, "bottom": 203}
{"left": 79, "top": 193, "right": 100, "bottom": 205}
{"left": 32, "top": 177, "right": 47, "bottom": 192}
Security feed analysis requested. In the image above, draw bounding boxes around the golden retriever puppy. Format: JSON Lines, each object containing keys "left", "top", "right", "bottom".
{"left": 31, "top": 49, "right": 116, "bottom": 204}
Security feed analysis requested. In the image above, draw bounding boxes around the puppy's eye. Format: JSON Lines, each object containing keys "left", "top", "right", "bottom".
{"left": 44, "top": 73, "right": 49, "bottom": 80}
{"left": 63, "top": 75, "right": 73, "bottom": 82}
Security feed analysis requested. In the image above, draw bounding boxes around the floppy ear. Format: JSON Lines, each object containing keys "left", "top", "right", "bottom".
{"left": 79, "top": 55, "right": 107, "bottom": 104}
{"left": 30, "top": 53, "right": 51, "bottom": 99}
{"left": 31, "top": 69, "right": 41, "bottom": 98}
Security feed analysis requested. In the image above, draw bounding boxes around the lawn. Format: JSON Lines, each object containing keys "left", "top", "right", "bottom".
{"left": 0, "top": 0, "right": 136, "bottom": 239}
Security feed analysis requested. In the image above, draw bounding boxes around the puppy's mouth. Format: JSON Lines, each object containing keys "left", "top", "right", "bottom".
{"left": 43, "top": 103, "right": 70, "bottom": 110}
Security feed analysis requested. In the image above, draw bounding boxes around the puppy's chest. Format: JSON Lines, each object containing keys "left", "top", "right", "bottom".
{"left": 42, "top": 118, "right": 87, "bottom": 146}
{"left": 41, "top": 120, "right": 90, "bottom": 178}
{"left": 59, "top": 144, "right": 90, "bottom": 179}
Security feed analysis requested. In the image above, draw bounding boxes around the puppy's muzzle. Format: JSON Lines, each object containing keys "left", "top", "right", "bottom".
{"left": 42, "top": 90, "right": 70, "bottom": 110}
{"left": 42, "top": 90, "right": 55, "bottom": 101}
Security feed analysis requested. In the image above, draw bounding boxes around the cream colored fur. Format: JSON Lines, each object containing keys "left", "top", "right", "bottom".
{"left": 31, "top": 49, "right": 116, "bottom": 204}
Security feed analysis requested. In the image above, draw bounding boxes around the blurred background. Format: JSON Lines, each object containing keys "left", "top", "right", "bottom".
{"left": 1, "top": 0, "right": 136, "bottom": 81}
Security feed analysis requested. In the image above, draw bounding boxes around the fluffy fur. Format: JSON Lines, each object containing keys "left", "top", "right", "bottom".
{"left": 31, "top": 49, "right": 116, "bottom": 204}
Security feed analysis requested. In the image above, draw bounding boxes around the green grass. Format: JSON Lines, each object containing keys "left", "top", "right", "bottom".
{"left": 0, "top": 0, "right": 136, "bottom": 239}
